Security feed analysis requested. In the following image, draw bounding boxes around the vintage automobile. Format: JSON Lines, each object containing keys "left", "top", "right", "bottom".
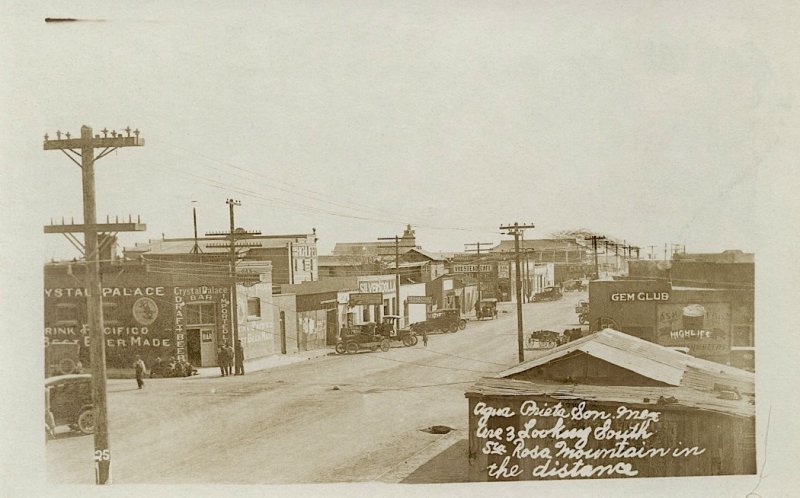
{"left": 532, "top": 286, "right": 563, "bottom": 302}
{"left": 575, "top": 300, "right": 589, "bottom": 324}
{"left": 526, "top": 330, "right": 561, "bottom": 350}
{"left": 562, "top": 279, "right": 587, "bottom": 292}
{"left": 410, "top": 308, "right": 467, "bottom": 334}
{"left": 45, "top": 374, "right": 93, "bottom": 439}
{"left": 335, "top": 322, "right": 391, "bottom": 354}
{"left": 45, "top": 341, "right": 83, "bottom": 377}
{"left": 378, "top": 315, "right": 419, "bottom": 346}
{"left": 475, "top": 298, "right": 498, "bottom": 320}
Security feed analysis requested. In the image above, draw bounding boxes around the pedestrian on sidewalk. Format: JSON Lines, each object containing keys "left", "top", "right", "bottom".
{"left": 133, "top": 355, "right": 146, "bottom": 389}
{"left": 234, "top": 339, "right": 244, "bottom": 376}
{"left": 225, "top": 343, "right": 234, "bottom": 376}
{"left": 217, "top": 346, "right": 227, "bottom": 377}
{"left": 421, "top": 329, "right": 428, "bottom": 347}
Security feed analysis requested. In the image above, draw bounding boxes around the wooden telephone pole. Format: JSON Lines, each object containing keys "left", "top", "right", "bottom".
{"left": 499, "top": 222, "right": 535, "bottom": 363}
{"left": 586, "top": 235, "right": 606, "bottom": 280}
{"left": 207, "top": 199, "right": 261, "bottom": 363}
{"left": 43, "top": 125, "right": 144, "bottom": 485}
{"left": 378, "top": 235, "right": 416, "bottom": 323}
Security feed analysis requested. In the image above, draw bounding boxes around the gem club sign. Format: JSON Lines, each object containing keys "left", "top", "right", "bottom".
{"left": 610, "top": 292, "right": 670, "bottom": 302}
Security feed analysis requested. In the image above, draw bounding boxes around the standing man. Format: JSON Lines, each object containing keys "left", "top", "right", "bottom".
{"left": 234, "top": 339, "right": 245, "bottom": 376}
{"left": 133, "top": 355, "right": 146, "bottom": 389}
{"left": 421, "top": 329, "right": 428, "bottom": 348}
{"left": 217, "top": 346, "right": 227, "bottom": 377}
{"left": 225, "top": 342, "right": 234, "bottom": 376}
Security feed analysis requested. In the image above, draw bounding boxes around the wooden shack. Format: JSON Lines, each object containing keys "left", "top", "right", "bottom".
{"left": 465, "top": 329, "right": 756, "bottom": 482}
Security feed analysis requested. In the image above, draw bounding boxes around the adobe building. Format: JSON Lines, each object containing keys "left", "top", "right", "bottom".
{"left": 466, "top": 329, "right": 756, "bottom": 482}
{"left": 490, "top": 238, "right": 588, "bottom": 285}
{"left": 44, "top": 258, "right": 278, "bottom": 375}
{"left": 124, "top": 231, "right": 319, "bottom": 293}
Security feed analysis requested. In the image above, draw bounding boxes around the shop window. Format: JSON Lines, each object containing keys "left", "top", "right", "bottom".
{"left": 362, "top": 306, "right": 370, "bottom": 323}
{"left": 247, "top": 298, "right": 261, "bottom": 318}
{"left": 55, "top": 303, "right": 78, "bottom": 325}
{"left": 186, "top": 303, "right": 216, "bottom": 326}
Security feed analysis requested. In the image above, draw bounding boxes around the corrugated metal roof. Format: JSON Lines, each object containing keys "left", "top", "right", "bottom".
{"left": 497, "top": 329, "right": 754, "bottom": 393}
{"left": 465, "top": 377, "right": 754, "bottom": 418}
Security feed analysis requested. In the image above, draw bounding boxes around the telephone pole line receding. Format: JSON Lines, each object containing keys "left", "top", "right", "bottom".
{"left": 206, "top": 200, "right": 262, "bottom": 363}
{"left": 499, "top": 222, "right": 535, "bottom": 363}
{"left": 465, "top": 242, "right": 493, "bottom": 304}
{"left": 378, "top": 235, "right": 416, "bottom": 324}
{"left": 43, "top": 125, "right": 144, "bottom": 485}
{"left": 586, "top": 235, "right": 606, "bottom": 280}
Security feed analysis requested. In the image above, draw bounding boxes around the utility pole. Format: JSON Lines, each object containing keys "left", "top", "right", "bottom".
{"left": 190, "top": 201, "right": 202, "bottom": 254}
{"left": 586, "top": 235, "right": 605, "bottom": 280}
{"left": 43, "top": 125, "right": 144, "bottom": 485}
{"left": 378, "top": 235, "right": 415, "bottom": 323}
{"left": 465, "top": 242, "right": 493, "bottom": 304}
{"left": 206, "top": 200, "right": 261, "bottom": 363}
{"left": 648, "top": 245, "right": 656, "bottom": 260}
{"left": 499, "top": 222, "right": 535, "bottom": 363}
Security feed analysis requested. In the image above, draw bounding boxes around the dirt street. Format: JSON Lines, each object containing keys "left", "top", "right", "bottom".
{"left": 46, "top": 293, "right": 587, "bottom": 484}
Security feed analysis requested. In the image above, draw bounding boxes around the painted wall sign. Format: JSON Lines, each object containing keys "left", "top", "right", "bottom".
{"left": 406, "top": 295, "right": 433, "bottom": 305}
{"left": 497, "top": 264, "right": 510, "bottom": 279}
{"left": 656, "top": 302, "right": 730, "bottom": 355}
{"left": 473, "top": 399, "right": 708, "bottom": 480}
{"left": 358, "top": 278, "right": 395, "bottom": 293}
{"left": 349, "top": 293, "right": 384, "bottom": 306}
{"left": 453, "top": 264, "right": 493, "bottom": 273}
{"left": 44, "top": 286, "right": 166, "bottom": 298}
{"left": 132, "top": 297, "right": 158, "bottom": 325}
{"left": 610, "top": 292, "right": 670, "bottom": 302}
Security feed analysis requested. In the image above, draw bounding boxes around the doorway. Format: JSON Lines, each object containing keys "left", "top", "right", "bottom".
{"left": 186, "top": 327, "right": 216, "bottom": 366}
{"left": 186, "top": 329, "right": 202, "bottom": 366}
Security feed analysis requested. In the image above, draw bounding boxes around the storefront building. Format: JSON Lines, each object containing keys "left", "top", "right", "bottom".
{"left": 587, "top": 279, "right": 754, "bottom": 370}
{"left": 44, "top": 259, "right": 276, "bottom": 375}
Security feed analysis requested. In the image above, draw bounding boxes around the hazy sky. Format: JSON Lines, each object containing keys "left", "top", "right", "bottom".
{"left": 2, "top": 1, "right": 796, "bottom": 259}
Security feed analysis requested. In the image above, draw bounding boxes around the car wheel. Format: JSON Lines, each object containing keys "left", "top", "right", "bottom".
{"left": 58, "top": 358, "right": 77, "bottom": 375}
{"left": 335, "top": 342, "right": 346, "bottom": 354}
{"left": 411, "top": 335, "right": 419, "bottom": 346}
{"left": 448, "top": 323, "right": 458, "bottom": 333}
{"left": 77, "top": 408, "right": 94, "bottom": 435}
{"left": 346, "top": 342, "right": 359, "bottom": 354}
{"left": 402, "top": 335, "right": 413, "bottom": 347}
{"left": 459, "top": 320, "right": 467, "bottom": 330}
{"left": 380, "top": 340, "right": 390, "bottom": 352}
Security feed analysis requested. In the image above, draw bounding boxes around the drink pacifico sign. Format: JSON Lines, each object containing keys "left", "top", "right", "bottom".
{"left": 44, "top": 287, "right": 174, "bottom": 367}
{"left": 656, "top": 302, "right": 731, "bottom": 356}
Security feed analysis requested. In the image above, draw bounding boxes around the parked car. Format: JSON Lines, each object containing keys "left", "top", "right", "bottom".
{"left": 475, "top": 299, "right": 498, "bottom": 320}
{"left": 45, "top": 374, "right": 93, "bottom": 439}
{"left": 532, "top": 286, "right": 563, "bottom": 302}
{"left": 410, "top": 308, "right": 466, "bottom": 334}
{"left": 562, "top": 279, "right": 587, "bottom": 292}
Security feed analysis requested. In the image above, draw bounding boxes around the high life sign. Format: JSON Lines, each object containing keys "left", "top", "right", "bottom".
{"left": 610, "top": 292, "right": 670, "bottom": 302}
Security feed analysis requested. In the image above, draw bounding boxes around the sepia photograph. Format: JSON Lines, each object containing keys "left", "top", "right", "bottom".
{"left": 1, "top": 1, "right": 798, "bottom": 497}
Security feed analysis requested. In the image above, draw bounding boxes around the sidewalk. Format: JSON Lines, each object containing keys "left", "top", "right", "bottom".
{"left": 106, "top": 348, "right": 332, "bottom": 379}
{"left": 194, "top": 348, "right": 332, "bottom": 378}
